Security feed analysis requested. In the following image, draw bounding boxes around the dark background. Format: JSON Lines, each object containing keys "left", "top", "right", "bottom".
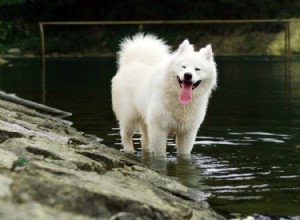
{"left": 1, "top": 0, "right": 300, "bottom": 21}
{"left": 1, "top": 0, "right": 300, "bottom": 55}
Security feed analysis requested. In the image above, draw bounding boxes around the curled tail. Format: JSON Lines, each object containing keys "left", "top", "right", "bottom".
{"left": 117, "top": 34, "right": 170, "bottom": 68}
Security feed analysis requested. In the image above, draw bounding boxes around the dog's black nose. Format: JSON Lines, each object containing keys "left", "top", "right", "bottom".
{"left": 184, "top": 73, "right": 192, "bottom": 81}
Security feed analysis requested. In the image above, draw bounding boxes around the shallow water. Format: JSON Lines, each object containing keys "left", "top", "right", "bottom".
{"left": 0, "top": 57, "right": 299, "bottom": 217}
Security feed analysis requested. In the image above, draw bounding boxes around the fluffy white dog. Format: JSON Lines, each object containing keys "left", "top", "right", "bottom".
{"left": 112, "top": 34, "right": 217, "bottom": 156}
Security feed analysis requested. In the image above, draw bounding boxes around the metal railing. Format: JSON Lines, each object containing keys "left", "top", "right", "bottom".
{"left": 39, "top": 19, "right": 297, "bottom": 64}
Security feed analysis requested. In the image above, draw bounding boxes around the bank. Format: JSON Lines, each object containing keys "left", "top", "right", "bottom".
{"left": 0, "top": 91, "right": 225, "bottom": 220}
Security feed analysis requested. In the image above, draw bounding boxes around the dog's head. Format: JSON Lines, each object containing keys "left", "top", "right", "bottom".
{"left": 170, "top": 40, "right": 217, "bottom": 106}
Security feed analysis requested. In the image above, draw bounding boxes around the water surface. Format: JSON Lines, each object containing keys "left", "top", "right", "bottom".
{"left": 0, "top": 57, "right": 299, "bottom": 217}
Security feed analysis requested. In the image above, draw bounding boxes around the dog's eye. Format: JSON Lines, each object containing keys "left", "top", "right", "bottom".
{"left": 195, "top": 67, "right": 201, "bottom": 71}
{"left": 182, "top": 65, "right": 186, "bottom": 69}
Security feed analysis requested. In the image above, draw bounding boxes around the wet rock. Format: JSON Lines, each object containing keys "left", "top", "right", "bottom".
{"left": 7, "top": 48, "right": 21, "bottom": 55}
{"left": 0, "top": 57, "right": 8, "bottom": 65}
{"left": 0, "top": 95, "right": 225, "bottom": 220}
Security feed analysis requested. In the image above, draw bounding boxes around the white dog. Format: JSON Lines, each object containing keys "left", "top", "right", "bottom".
{"left": 112, "top": 34, "right": 217, "bottom": 156}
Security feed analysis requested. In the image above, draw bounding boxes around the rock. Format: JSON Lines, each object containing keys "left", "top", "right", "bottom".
{"left": 7, "top": 48, "right": 21, "bottom": 55}
{"left": 0, "top": 201, "right": 94, "bottom": 220}
{"left": 0, "top": 175, "right": 13, "bottom": 198}
{"left": 0, "top": 148, "right": 18, "bottom": 169}
{"left": 0, "top": 95, "right": 225, "bottom": 220}
{"left": 0, "top": 57, "right": 8, "bottom": 65}
{"left": 267, "top": 20, "right": 300, "bottom": 55}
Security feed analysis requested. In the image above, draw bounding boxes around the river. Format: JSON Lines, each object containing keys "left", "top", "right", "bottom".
{"left": 0, "top": 57, "right": 299, "bottom": 218}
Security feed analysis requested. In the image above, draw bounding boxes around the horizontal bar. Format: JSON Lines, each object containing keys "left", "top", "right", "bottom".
{"left": 39, "top": 19, "right": 300, "bottom": 26}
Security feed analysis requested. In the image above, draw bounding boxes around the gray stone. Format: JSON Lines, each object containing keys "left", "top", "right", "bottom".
{"left": 0, "top": 201, "right": 95, "bottom": 220}
{"left": 0, "top": 93, "right": 225, "bottom": 220}
{"left": 0, "top": 58, "right": 8, "bottom": 65}
{"left": 0, "top": 175, "right": 13, "bottom": 198}
{"left": 7, "top": 48, "right": 21, "bottom": 55}
{"left": 0, "top": 148, "right": 18, "bottom": 169}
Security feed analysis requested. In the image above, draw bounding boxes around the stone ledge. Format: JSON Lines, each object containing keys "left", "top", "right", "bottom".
{"left": 0, "top": 96, "right": 225, "bottom": 220}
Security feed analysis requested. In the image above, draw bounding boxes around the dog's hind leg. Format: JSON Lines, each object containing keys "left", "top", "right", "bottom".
{"left": 119, "top": 122, "right": 136, "bottom": 153}
{"left": 140, "top": 122, "right": 151, "bottom": 153}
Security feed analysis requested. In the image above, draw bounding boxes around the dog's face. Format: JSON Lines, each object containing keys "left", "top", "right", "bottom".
{"left": 170, "top": 40, "right": 217, "bottom": 106}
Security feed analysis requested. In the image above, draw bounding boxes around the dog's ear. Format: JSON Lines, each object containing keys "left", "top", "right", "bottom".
{"left": 200, "top": 44, "right": 213, "bottom": 60}
{"left": 178, "top": 39, "right": 193, "bottom": 54}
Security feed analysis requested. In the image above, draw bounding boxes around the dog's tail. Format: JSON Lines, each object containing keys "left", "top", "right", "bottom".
{"left": 117, "top": 34, "right": 170, "bottom": 68}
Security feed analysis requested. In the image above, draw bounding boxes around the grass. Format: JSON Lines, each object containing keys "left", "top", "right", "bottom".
{"left": 11, "top": 157, "right": 29, "bottom": 170}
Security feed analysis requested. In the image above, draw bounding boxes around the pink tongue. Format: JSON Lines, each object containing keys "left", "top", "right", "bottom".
{"left": 178, "top": 83, "right": 193, "bottom": 106}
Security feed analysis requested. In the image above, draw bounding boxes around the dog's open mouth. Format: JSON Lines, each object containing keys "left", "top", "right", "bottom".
{"left": 177, "top": 76, "right": 201, "bottom": 89}
{"left": 177, "top": 76, "right": 202, "bottom": 106}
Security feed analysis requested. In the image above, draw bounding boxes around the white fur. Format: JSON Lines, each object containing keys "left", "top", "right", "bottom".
{"left": 112, "top": 34, "right": 217, "bottom": 157}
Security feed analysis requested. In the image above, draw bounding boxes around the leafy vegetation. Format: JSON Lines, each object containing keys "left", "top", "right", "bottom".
{"left": 0, "top": 0, "right": 300, "bottom": 55}
{"left": 11, "top": 157, "right": 29, "bottom": 170}
{"left": 0, "top": 0, "right": 25, "bottom": 5}
{"left": 1, "top": 0, "right": 300, "bottom": 21}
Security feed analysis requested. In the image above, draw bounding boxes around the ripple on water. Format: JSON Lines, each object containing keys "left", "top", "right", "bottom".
{"left": 107, "top": 127, "right": 299, "bottom": 215}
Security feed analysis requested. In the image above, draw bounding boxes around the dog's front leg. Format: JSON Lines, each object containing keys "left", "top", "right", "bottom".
{"left": 148, "top": 124, "right": 168, "bottom": 157}
{"left": 176, "top": 128, "right": 198, "bottom": 155}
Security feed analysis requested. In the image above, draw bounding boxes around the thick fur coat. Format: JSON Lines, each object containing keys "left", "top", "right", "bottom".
{"left": 112, "top": 34, "right": 217, "bottom": 156}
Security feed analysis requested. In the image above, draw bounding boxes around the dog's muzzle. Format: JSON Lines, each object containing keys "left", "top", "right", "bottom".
{"left": 177, "top": 76, "right": 201, "bottom": 89}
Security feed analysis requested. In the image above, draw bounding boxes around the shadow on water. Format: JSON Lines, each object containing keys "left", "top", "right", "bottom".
{"left": 0, "top": 56, "right": 300, "bottom": 218}
{"left": 141, "top": 153, "right": 205, "bottom": 189}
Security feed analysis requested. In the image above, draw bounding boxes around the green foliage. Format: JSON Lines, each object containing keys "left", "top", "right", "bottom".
{"left": 0, "top": 0, "right": 25, "bottom": 5}
{"left": 11, "top": 157, "right": 29, "bottom": 170}
{"left": 0, "top": 21, "right": 13, "bottom": 41}
{"left": 15, "top": 157, "right": 28, "bottom": 166}
{"left": 0, "top": 20, "right": 39, "bottom": 54}
{"left": 1, "top": 0, "right": 300, "bottom": 55}
{"left": 1, "top": 0, "right": 300, "bottom": 22}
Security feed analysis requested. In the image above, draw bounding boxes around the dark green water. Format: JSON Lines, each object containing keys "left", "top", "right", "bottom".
{"left": 0, "top": 57, "right": 299, "bottom": 218}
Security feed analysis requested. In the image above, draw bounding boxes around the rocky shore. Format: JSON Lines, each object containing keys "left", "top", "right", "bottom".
{"left": 0, "top": 93, "right": 225, "bottom": 220}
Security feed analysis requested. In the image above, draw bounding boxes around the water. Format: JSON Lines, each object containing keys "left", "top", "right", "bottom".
{"left": 0, "top": 57, "right": 299, "bottom": 218}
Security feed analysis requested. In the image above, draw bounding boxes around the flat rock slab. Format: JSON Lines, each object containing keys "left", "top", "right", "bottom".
{"left": 0, "top": 97, "right": 225, "bottom": 220}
